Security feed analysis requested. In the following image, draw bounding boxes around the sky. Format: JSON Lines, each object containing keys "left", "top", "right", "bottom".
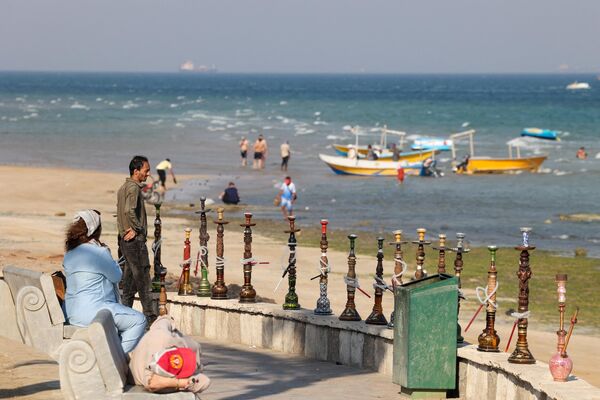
{"left": 1, "top": 0, "right": 600, "bottom": 74}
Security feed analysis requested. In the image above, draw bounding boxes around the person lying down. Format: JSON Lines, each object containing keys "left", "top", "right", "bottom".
{"left": 129, "top": 315, "right": 211, "bottom": 395}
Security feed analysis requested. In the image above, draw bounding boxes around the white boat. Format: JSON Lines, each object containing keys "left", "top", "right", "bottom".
{"left": 566, "top": 82, "right": 590, "bottom": 90}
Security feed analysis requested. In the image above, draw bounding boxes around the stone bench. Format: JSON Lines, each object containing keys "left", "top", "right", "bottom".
{"left": 1, "top": 265, "right": 79, "bottom": 356}
{"left": 59, "top": 309, "right": 194, "bottom": 400}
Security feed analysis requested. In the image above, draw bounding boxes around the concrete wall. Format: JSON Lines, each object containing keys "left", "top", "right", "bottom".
{"left": 163, "top": 294, "right": 600, "bottom": 400}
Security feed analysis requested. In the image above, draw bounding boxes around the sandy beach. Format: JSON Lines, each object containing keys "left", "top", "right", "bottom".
{"left": 0, "top": 164, "right": 598, "bottom": 389}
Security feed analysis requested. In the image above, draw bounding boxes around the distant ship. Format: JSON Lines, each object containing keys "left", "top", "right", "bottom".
{"left": 179, "top": 61, "right": 218, "bottom": 73}
{"left": 566, "top": 81, "right": 590, "bottom": 90}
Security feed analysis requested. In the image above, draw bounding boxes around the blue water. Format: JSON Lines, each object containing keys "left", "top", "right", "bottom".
{"left": 1, "top": 72, "right": 599, "bottom": 255}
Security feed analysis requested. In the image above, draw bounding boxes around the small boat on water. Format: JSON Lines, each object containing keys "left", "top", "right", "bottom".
{"left": 411, "top": 137, "right": 453, "bottom": 151}
{"left": 450, "top": 130, "right": 547, "bottom": 174}
{"left": 521, "top": 128, "right": 559, "bottom": 141}
{"left": 319, "top": 154, "right": 421, "bottom": 177}
{"left": 566, "top": 82, "right": 590, "bottom": 90}
{"left": 457, "top": 156, "right": 547, "bottom": 174}
{"left": 333, "top": 144, "right": 437, "bottom": 162}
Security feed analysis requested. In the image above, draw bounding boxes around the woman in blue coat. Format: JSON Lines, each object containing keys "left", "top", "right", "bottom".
{"left": 63, "top": 209, "right": 146, "bottom": 353}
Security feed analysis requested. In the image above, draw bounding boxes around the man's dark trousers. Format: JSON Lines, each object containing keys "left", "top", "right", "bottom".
{"left": 120, "top": 234, "right": 157, "bottom": 324}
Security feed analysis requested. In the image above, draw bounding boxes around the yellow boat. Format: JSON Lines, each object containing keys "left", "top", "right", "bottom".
{"left": 451, "top": 130, "right": 547, "bottom": 174}
{"left": 333, "top": 144, "right": 437, "bottom": 163}
{"left": 457, "top": 155, "right": 547, "bottom": 174}
{"left": 319, "top": 154, "right": 421, "bottom": 177}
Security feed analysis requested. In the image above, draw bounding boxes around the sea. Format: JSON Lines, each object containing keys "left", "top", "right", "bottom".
{"left": 1, "top": 72, "right": 599, "bottom": 256}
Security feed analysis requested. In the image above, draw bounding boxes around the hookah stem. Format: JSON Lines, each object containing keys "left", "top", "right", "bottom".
{"left": 464, "top": 303, "right": 485, "bottom": 332}
{"left": 563, "top": 306, "right": 580, "bottom": 354}
{"left": 505, "top": 320, "right": 519, "bottom": 353}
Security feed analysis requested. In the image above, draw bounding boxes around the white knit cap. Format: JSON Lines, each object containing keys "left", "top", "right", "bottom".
{"left": 73, "top": 209, "right": 101, "bottom": 237}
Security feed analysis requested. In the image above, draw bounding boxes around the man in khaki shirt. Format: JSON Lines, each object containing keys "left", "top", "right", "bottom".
{"left": 117, "top": 155, "right": 157, "bottom": 325}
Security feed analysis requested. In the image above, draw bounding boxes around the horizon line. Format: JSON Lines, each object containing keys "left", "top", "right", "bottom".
{"left": 0, "top": 69, "right": 599, "bottom": 76}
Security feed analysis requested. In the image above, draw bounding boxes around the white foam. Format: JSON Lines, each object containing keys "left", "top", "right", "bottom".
{"left": 235, "top": 109, "right": 254, "bottom": 117}
{"left": 595, "top": 152, "right": 600, "bottom": 159}
{"left": 175, "top": 122, "right": 185, "bottom": 128}
{"left": 279, "top": 101, "right": 288, "bottom": 105}
{"left": 96, "top": 97, "right": 103, "bottom": 102}
{"left": 314, "top": 120, "right": 328, "bottom": 125}
{"left": 462, "top": 122, "right": 470, "bottom": 127}
{"left": 70, "top": 102, "right": 90, "bottom": 110}
{"left": 343, "top": 125, "right": 353, "bottom": 131}
{"left": 210, "top": 120, "right": 227, "bottom": 125}
{"left": 314, "top": 111, "right": 321, "bottom": 116}
{"left": 122, "top": 102, "right": 140, "bottom": 109}
{"left": 177, "top": 96, "right": 186, "bottom": 100}
{"left": 170, "top": 104, "right": 179, "bottom": 108}
{"left": 149, "top": 119, "right": 163, "bottom": 125}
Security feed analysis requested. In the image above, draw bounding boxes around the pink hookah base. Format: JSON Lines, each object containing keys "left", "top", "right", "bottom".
{"left": 549, "top": 352, "right": 573, "bottom": 382}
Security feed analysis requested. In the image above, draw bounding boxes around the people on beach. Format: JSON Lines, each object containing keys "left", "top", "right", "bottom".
{"left": 117, "top": 155, "right": 158, "bottom": 326}
{"left": 253, "top": 134, "right": 268, "bottom": 169}
{"left": 129, "top": 315, "right": 211, "bottom": 394}
{"left": 219, "top": 182, "right": 240, "bottom": 205}
{"left": 278, "top": 176, "right": 297, "bottom": 218}
{"left": 155, "top": 158, "right": 177, "bottom": 190}
{"left": 239, "top": 136, "right": 249, "bottom": 166}
{"left": 280, "top": 141, "right": 290, "bottom": 171}
{"left": 63, "top": 209, "right": 146, "bottom": 353}
{"left": 576, "top": 147, "right": 588, "bottom": 160}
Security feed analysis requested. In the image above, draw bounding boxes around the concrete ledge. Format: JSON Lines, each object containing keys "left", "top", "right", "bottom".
{"left": 164, "top": 292, "right": 600, "bottom": 400}
{"left": 458, "top": 345, "right": 600, "bottom": 400}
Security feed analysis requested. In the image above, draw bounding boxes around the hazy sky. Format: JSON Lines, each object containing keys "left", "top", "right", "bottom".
{"left": 2, "top": 0, "right": 600, "bottom": 73}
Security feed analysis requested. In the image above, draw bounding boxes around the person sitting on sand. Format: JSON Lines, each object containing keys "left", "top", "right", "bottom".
{"left": 63, "top": 209, "right": 146, "bottom": 353}
{"left": 576, "top": 147, "right": 588, "bottom": 160}
{"left": 219, "top": 182, "right": 240, "bottom": 205}
{"left": 129, "top": 315, "right": 210, "bottom": 395}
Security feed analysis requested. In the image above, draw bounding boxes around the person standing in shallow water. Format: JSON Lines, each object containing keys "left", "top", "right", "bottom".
{"left": 253, "top": 134, "right": 268, "bottom": 169}
{"left": 280, "top": 141, "right": 290, "bottom": 171}
{"left": 117, "top": 155, "right": 157, "bottom": 326}
{"left": 277, "top": 176, "right": 297, "bottom": 219}
{"left": 239, "top": 136, "right": 249, "bottom": 166}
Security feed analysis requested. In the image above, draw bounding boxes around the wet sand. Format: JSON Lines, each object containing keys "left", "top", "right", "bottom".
{"left": 0, "top": 165, "right": 598, "bottom": 389}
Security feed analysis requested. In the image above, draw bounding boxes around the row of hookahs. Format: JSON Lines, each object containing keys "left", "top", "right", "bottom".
{"left": 150, "top": 198, "right": 578, "bottom": 383}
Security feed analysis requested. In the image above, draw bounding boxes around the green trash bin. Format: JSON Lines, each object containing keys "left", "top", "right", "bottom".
{"left": 392, "top": 274, "right": 458, "bottom": 397}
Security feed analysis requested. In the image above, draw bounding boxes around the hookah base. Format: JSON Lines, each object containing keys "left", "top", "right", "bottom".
{"left": 177, "top": 285, "right": 194, "bottom": 296}
{"left": 210, "top": 291, "right": 228, "bottom": 300}
{"left": 387, "top": 311, "right": 395, "bottom": 329}
{"left": 508, "top": 348, "right": 536, "bottom": 364}
{"left": 365, "top": 312, "right": 388, "bottom": 326}
{"left": 283, "top": 302, "right": 301, "bottom": 310}
{"left": 239, "top": 296, "right": 256, "bottom": 303}
{"left": 339, "top": 308, "right": 361, "bottom": 321}
{"left": 477, "top": 346, "right": 500, "bottom": 353}
{"left": 196, "top": 290, "right": 212, "bottom": 297}
{"left": 314, "top": 308, "right": 333, "bottom": 315}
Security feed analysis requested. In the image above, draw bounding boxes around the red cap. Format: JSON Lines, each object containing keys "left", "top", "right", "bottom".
{"left": 151, "top": 347, "right": 197, "bottom": 378}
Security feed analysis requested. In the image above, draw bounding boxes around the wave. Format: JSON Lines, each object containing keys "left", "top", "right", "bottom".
{"left": 70, "top": 102, "right": 90, "bottom": 110}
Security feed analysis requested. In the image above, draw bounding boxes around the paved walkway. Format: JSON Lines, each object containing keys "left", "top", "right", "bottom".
{"left": 0, "top": 336, "right": 400, "bottom": 399}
